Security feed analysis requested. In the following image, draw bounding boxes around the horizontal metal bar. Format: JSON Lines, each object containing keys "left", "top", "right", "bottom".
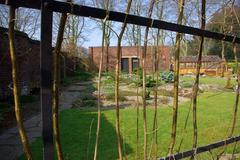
{"left": 159, "top": 135, "right": 240, "bottom": 160}
{"left": 1, "top": 0, "right": 240, "bottom": 44}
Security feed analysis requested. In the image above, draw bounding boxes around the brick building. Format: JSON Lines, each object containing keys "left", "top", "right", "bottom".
{"left": 89, "top": 46, "right": 171, "bottom": 74}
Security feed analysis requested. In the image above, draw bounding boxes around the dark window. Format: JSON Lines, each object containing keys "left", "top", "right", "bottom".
{"left": 121, "top": 58, "right": 129, "bottom": 73}
{"left": 132, "top": 58, "right": 139, "bottom": 71}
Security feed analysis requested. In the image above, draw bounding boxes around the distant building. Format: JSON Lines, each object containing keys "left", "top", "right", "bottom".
{"left": 178, "top": 55, "right": 228, "bottom": 76}
{"left": 89, "top": 46, "right": 171, "bottom": 74}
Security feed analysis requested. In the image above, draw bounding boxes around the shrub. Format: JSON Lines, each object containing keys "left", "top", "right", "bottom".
{"left": 160, "top": 71, "right": 174, "bottom": 83}
{"left": 132, "top": 74, "right": 162, "bottom": 88}
{"left": 133, "top": 67, "right": 143, "bottom": 78}
{"left": 228, "top": 62, "right": 240, "bottom": 74}
{"left": 146, "top": 76, "right": 157, "bottom": 88}
{"left": 145, "top": 90, "right": 151, "bottom": 99}
{"left": 102, "top": 71, "right": 115, "bottom": 80}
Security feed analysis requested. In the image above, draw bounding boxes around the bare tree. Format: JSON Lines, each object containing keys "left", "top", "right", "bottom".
{"left": 142, "top": 1, "right": 155, "bottom": 159}
{"left": 115, "top": 0, "right": 132, "bottom": 159}
{"left": 149, "top": 0, "right": 165, "bottom": 159}
{"left": 92, "top": 0, "right": 115, "bottom": 71}
{"left": 191, "top": 1, "right": 206, "bottom": 159}
{"left": 168, "top": 0, "right": 185, "bottom": 155}
{"left": 120, "top": 1, "right": 143, "bottom": 158}
{"left": 124, "top": 0, "right": 144, "bottom": 46}
{"left": 93, "top": 1, "right": 111, "bottom": 158}
{"left": 229, "top": 0, "right": 240, "bottom": 137}
{"left": 52, "top": 6, "right": 69, "bottom": 160}
{"left": 0, "top": 5, "right": 40, "bottom": 39}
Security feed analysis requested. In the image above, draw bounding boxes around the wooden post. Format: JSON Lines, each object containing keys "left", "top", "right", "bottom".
{"left": 40, "top": 0, "right": 54, "bottom": 159}
{"left": 129, "top": 57, "right": 132, "bottom": 74}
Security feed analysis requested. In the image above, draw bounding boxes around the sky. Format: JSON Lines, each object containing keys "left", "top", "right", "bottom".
{"left": 0, "top": 0, "right": 230, "bottom": 49}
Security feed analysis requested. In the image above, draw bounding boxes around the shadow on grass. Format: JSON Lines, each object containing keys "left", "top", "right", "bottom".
{"left": 19, "top": 109, "right": 133, "bottom": 160}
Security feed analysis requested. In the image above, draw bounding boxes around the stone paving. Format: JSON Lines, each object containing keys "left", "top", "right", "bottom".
{"left": 0, "top": 82, "right": 90, "bottom": 160}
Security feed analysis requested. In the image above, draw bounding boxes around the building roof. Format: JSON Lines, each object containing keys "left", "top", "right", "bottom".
{"left": 179, "top": 55, "right": 223, "bottom": 63}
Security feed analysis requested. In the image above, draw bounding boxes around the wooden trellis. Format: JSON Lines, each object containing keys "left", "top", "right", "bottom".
{"left": 1, "top": 0, "right": 240, "bottom": 159}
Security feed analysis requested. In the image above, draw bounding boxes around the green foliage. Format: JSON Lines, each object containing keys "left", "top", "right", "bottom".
{"left": 102, "top": 71, "right": 115, "bottom": 79}
{"left": 160, "top": 71, "right": 174, "bottom": 83}
{"left": 145, "top": 76, "right": 157, "bottom": 88}
{"left": 101, "top": 72, "right": 115, "bottom": 85}
{"left": 132, "top": 68, "right": 163, "bottom": 88}
{"left": 62, "top": 71, "right": 94, "bottom": 86}
{"left": 105, "top": 91, "right": 126, "bottom": 102}
{"left": 145, "top": 90, "right": 151, "bottom": 99}
{"left": 228, "top": 62, "right": 240, "bottom": 74}
{"left": 186, "top": 6, "right": 240, "bottom": 60}
{"left": 132, "top": 67, "right": 143, "bottom": 79}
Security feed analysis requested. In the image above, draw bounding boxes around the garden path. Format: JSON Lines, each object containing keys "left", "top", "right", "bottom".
{"left": 0, "top": 81, "right": 92, "bottom": 160}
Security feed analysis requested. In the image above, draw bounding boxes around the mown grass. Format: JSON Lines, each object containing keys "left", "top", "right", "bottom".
{"left": 180, "top": 76, "right": 237, "bottom": 86}
{"left": 19, "top": 91, "right": 240, "bottom": 160}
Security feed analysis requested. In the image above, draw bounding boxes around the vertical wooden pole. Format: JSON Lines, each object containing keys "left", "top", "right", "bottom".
{"left": 41, "top": 0, "right": 54, "bottom": 159}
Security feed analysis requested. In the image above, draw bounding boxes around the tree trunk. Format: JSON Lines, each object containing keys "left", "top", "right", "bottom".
{"left": 221, "top": 7, "right": 226, "bottom": 78}
{"left": 142, "top": 1, "right": 155, "bottom": 159}
{"left": 8, "top": 6, "right": 33, "bottom": 160}
{"left": 93, "top": 19, "right": 106, "bottom": 160}
{"left": 52, "top": 9, "right": 68, "bottom": 160}
{"left": 229, "top": 44, "right": 240, "bottom": 137}
{"left": 115, "top": 1, "right": 132, "bottom": 159}
{"left": 151, "top": 29, "right": 160, "bottom": 159}
{"left": 168, "top": 0, "right": 185, "bottom": 154}
{"left": 191, "top": 1, "right": 206, "bottom": 159}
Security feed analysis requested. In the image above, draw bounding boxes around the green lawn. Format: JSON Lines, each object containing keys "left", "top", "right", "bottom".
{"left": 180, "top": 76, "right": 237, "bottom": 86}
{"left": 19, "top": 92, "right": 240, "bottom": 160}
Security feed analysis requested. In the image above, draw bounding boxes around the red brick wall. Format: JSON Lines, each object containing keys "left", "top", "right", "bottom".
{"left": 89, "top": 46, "right": 171, "bottom": 73}
{"left": 0, "top": 28, "right": 40, "bottom": 99}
